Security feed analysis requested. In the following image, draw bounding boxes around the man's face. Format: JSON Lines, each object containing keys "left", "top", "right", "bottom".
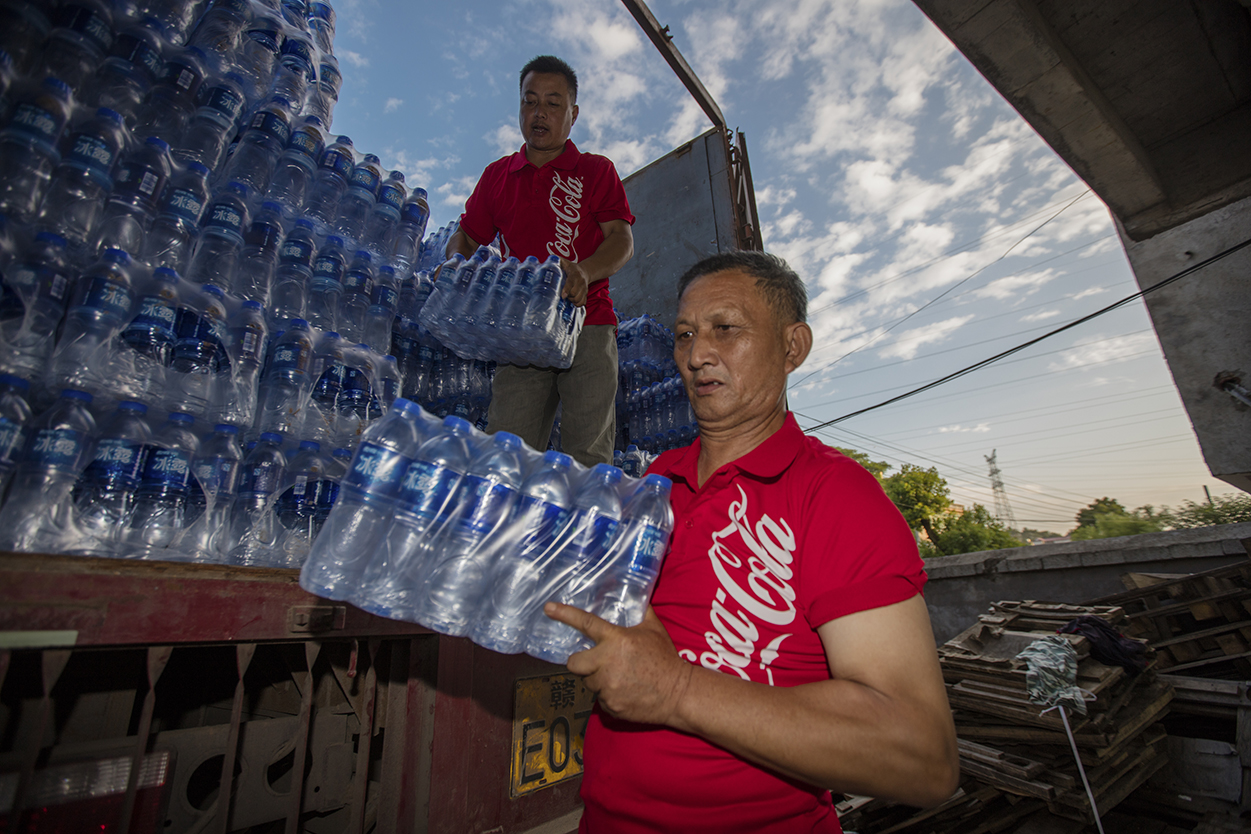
{"left": 519, "top": 71, "right": 578, "bottom": 155}
{"left": 674, "top": 270, "right": 804, "bottom": 431}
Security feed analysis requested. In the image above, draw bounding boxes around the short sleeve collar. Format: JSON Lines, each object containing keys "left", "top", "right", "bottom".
{"left": 652, "top": 413, "right": 807, "bottom": 490}
{"left": 506, "top": 140, "right": 583, "bottom": 173}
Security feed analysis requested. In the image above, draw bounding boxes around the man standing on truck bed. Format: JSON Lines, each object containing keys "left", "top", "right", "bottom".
{"left": 545, "top": 251, "right": 960, "bottom": 833}
{"left": 442, "top": 55, "right": 635, "bottom": 466}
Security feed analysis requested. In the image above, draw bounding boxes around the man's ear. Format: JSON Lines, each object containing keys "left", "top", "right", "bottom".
{"left": 571, "top": 103, "right": 579, "bottom": 127}
{"left": 784, "top": 322, "right": 813, "bottom": 374}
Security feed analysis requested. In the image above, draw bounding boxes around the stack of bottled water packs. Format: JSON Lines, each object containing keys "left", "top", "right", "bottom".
{"left": 419, "top": 246, "right": 584, "bottom": 370}
{"left": 614, "top": 315, "right": 694, "bottom": 455}
{"left": 0, "top": 0, "right": 511, "bottom": 569}
{"left": 300, "top": 397, "right": 675, "bottom": 664}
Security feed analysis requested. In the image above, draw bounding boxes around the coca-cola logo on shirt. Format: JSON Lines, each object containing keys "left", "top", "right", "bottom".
{"left": 546, "top": 171, "right": 584, "bottom": 261}
{"left": 677, "top": 485, "right": 796, "bottom": 686}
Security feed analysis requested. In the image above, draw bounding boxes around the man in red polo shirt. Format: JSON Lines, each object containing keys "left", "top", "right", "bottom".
{"left": 546, "top": 251, "right": 959, "bottom": 832}
{"left": 442, "top": 55, "right": 634, "bottom": 466}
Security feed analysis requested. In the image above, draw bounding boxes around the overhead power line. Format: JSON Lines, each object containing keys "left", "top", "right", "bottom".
{"left": 801, "top": 235, "right": 1251, "bottom": 432}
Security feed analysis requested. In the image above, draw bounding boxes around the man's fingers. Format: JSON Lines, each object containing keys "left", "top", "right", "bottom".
{"left": 544, "top": 601, "right": 614, "bottom": 642}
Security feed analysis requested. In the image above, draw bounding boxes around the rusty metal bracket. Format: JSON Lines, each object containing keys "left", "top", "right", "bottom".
{"left": 288, "top": 604, "right": 347, "bottom": 633}
{"left": 620, "top": 0, "right": 725, "bottom": 129}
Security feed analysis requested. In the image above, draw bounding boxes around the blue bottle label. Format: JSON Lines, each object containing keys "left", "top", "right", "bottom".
{"left": 288, "top": 128, "right": 321, "bottom": 158}
{"left": 280, "top": 37, "right": 313, "bottom": 66}
{"left": 248, "top": 110, "right": 291, "bottom": 145}
{"left": 114, "top": 161, "right": 165, "bottom": 202}
{"left": 125, "top": 294, "right": 177, "bottom": 333}
{"left": 270, "top": 340, "right": 310, "bottom": 374}
{"left": 349, "top": 166, "right": 381, "bottom": 195}
{"left": 390, "top": 333, "right": 417, "bottom": 358}
{"left": 30, "top": 427, "right": 87, "bottom": 471}
{"left": 401, "top": 201, "right": 430, "bottom": 226}
{"left": 0, "top": 418, "right": 27, "bottom": 465}
{"left": 343, "top": 269, "right": 372, "bottom": 296}
{"left": 205, "top": 201, "right": 245, "bottom": 235}
{"left": 161, "top": 187, "right": 205, "bottom": 224}
{"left": 377, "top": 182, "right": 404, "bottom": 212}
{"left": 516, "top": 496, "right": 570, "bottom": 559}
{"left": 82, "top": 437, "right": 145, "bottom": 488}
{"left": 626, "top": 523, "right": 667, "bottom": 575}
{"left": 246, "top": 22, "right": 282, "bottom": 52}
{"left": 238, "top": 456, "right": 282, "bottom": 495}
{"left": 279, "top": 238, "right": 315, "bottom": 265}
{"left": 343, "top": 443, "right": 408, "bottom": 496}
{"left": 81, "top": 276, "right": 132, "bottom": 320}
{"left": 314, "top": 479, "right": 339, "bottom": 514}
{"left": 320, "top": 148, "right": 353, "bottom": 178}
{"left": 372, "top": 286, "right": 398, "bottom": 311}
{"left": 312, "top": 360, "right": 344, "bottom": 402}
{"left": 139, "top": 447, "right": 194, "bottom": 493}
{"left": 66, "top": 133, "right": 118, "bottom": 177}
{"left": 317, "top": 62, "right": 341, "bottom": 92}
{"left": 9, "top": 102, "right": 63, "bottom": 145}
{"left": 162, "top": 60, "right": 202, "bottom": 93}
{"left": 572, "top": 514, "right": 620, "bottom": 562}
{"left": 417, "top": 344, "right": 437, "bottom": 365}
{"left": 54, "top": 4, "right": 115, "bottom": 54}
{"left": 235, "top": 326, "right": 265, "bottom": 362}
{"left": 312, "top": 255, "right": 343, "bottom": 280}
{"left": 201, "top": 84, "right": 245, "bottom": 121}
{"left": 397, "top": 460, "right": 461, "bottom": 521}
{"left": 111, "top": 32, "right": 161, "bottom": 77}
{"left": 341, "top": 363, "right": 370, "bottom": 395}
{"left": 461, "top": 475, "right": 518, "bottom": 535}
{"left": 194, "top": 456, "right": 239, "bottom": 497}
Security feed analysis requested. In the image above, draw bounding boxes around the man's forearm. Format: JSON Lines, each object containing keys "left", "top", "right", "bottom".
{"left": 445, "top": 227, "right": 480, "bottom": 261}
{"left": 577, "top": 222, "right": 633, "bottom": 284}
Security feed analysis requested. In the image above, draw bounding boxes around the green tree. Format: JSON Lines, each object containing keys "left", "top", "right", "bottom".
{"left": 1075, "top": 497, "right": 1127, "bottom": 529}
{"left": 1070, "top": 505, "right": 1165, "bottom": 540}
{"left": 921, "top": 504, "right": 1024, "bottom": 557}
{"left": 883, "top": 464, "right": 951, "bottom": 541}
{"left": 1163, "top": 494, "right": 1251, "bottom": 528}
{"left": 1018, "top": 527, "right": 1063, "bottom": 541}
{"left": 835, "top": 447, "right": 891, "bottom": 480}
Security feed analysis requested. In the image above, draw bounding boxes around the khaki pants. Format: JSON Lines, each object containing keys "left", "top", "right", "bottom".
{"left": 486, "top": 324, "right": 618, "bottom": 467}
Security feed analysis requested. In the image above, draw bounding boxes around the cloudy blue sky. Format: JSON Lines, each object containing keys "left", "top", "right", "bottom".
{"left": 324, "top": 0, "right": 1235, "bottom": 532}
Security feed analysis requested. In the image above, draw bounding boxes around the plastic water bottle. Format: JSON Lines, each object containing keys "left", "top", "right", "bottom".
{"left": 483, "top": 256, "right": 518, "bottom": 333}
{"left": 168, "top": 283, "right": 226, "bottom": 413}
{"left": 313, "top": 445, "right": 349, "bottom": 537}
{"left": 0, "top": 374, "right": 33, "bottom": 497}
{"left": 523, "top": 255, "right": 563, "bottom": 337}
{"left": 0, "top": 4, "right": 51, "bottom": 74}
{"left": 333, "top": 154, "right": 383, "bottom": 244}
{"left": 70, "top": 400, "right": 150, "bottom": 556}
{"left": 275, "top": 438, "right": 324, "bottom": 565}
{"left": 360, "top": 414, "right": 473, "bottom": 619}
{"left": 187, "top": 0, "right": 249, "bottom": 74}
{"left": 121, "top": 411, "right": 199, "bottom": 558}
{"left": 362, "top": 170, "right": 405, "bottom": 257}
{"left": 267, "top": 32, "right": 314, "bottom": 109}
{"left": 118, "top": 266, "right": 180, "bottom": 402}
{"left": 233, "top": 11, "right": 283, "bottom": 107}
{"left": 37, "top": 0, "right": 115, "bottom": 95}
{"left": 174, "top": 72, "right": 247, "bottom": 170}
{"left": 335, "top": 342, "right": 375, "bottom": 446}
{"left": 338, "top": 249, "right": 374, "bottom": 342}
{"left": 307, "top": 0, "right": 335, "bottom": 51}
{"left": 306, "top": 329, "right": 344, "bottom": 442}
{"left": 306, "top": 233, "right": 346, "bottom": 331}
{"left": 0, "top": 232, "right": 73, "bottom": 380}
{"left": 35, "top": 108, "right": 127, "bottom": 251}
{"left": 303, "top": 134, "right": 353, "bottom": 231}
{"left": 303, "top": 52, "right": 339, "bottom": 125}
{"left": 526, "top": 464, "right": 624, "bottom": 663}
{"left": 390, "top": 188, "right": 430, "bottom": 270}
{"left": 265, "top": 114, "right": 324, "bottom": 218}
{"left": 416, "top": 431, "right": 523, "bottom": 636}
{"left": 375, "top": 354, "right": 402, "bottom": 416}
{"left": 134, "top": 46, "right": 208, "bottom": 146}
{"left": 86, "top": 18, "right": 165, "bottom": 124}
{"left": 362, "top": 265, "right": 399, "bottom": 353}
{"left": 255, "top": 318, "right": 313, "bottom": 436}
{"left": 235, "top": 200, "right": 285, "bottom": 303}
{"left": 91, "top": 136, "right": 173, "bottom": 258}
{"left": 142, "top": 161, "right": 211, "bottom": 274}
{"left": 300, "top": 398, "right": 430, "bottom": 599}
{"left": 268, "top": 217, "right": 316, "bottom": 320}
{"left": 470, "top": 450, "right": 575, "bottom": 652}
{"left": 498, "top": 255, "right": 540, "bottom": 337}
{"left": 185, "top": 181, "right": 249, "bottom": 291}
{"left": 0, "top": 389, "right": 97, "bottom": 553}
{"left": 50, "top": 248, "right": 135, "bottom": 395}
{"left": 0, "top": 77, "right": 73, "bottom": 222}
{"left": 177, "top": 422, "right": 241, "bottom": 561}
{"left": 225, "top": 430, "right": 286, "bottom": 565}
{"left": 220, "top": 96, "right": 292, "bottom": 193}
{"left": 214, "top": 299, "right": 267, "bottom": 427}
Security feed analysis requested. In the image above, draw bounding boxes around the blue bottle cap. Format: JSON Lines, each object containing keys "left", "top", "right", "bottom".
{"left": 260, "top": 432, "right": 284, "bottom": 443}
{"left": 224, "top": 71, "right": 246, "bottom": 86}
{"left": 61, "top": 389, "right": 93, "bottom": 402}
{"left": 102, "top": 248, "right": 132, "bottom": 264}
{"left": 333, "top": 447, "right": 351, "bottom": 458}
{"left": 187, "top": 161, "right": 211, "bottom": 176}
{"left": 294, "top": 217, "right": 314, "bottom": 229}
{"left": 261, "top": 200, "right": 282, "bottom": 214}
{"left": 384, "top": 355, "right": 397, "bottom": 363}
{"left": 153, "top": 267, "right": 179, "bottom": 282}
{"left": 335, "top": 135, "right": 352, "bottom": 145}
{"left": 543, "top": 450, "right": 572, "bottom": 468}
{"left": 325, "top": 235, "right": 344, "bottom": 247}
{"left": 202, "top": 284, "right": 224, "bottom": 298}
{"left": 289, "top": 318, "right": 309, "bottom": 328}
{"left": 145, "top": 136, "right": 170, "bottom": 153}
{"left": 119, "top": 401, "right": 147, "bottom": 413}
{"left": 299, "top": 439, "right": 320, "bottom": 451}
{"left": 323, "top": 331, "right": 340, "bottom": 339}
{"left": 42, "top": 77, "right": 71, "bottom": 99}
{"left": 443, "top": 415, "right": 471, "bottom": 433}
{"left": 242, "top": 299, "right": 263, "bottom": 310}
{"left": 592, "top": 463, "right": 623, "bottom": 482}
{"left": 214, "top": 423, "right": 239, "bottom": 433}
{"left": 96, "top": 107, "right": 123, "bottom": 123}
{"left": 0, "top": 374, "right": 30, "bottom": 390}
{"left": 411, "top": 187, "right": 428, "bottom": 201}
{"left": 644, "top": 474, "right": 672, "bottom": 490}
{"left": 302, "top": 114, "right": 323, "bottom": 127}
{"left": 34, "top": 231, "right": 67, "bottom": 247}
{"left": 354, "top": 250, "right": 371, "bottom": 262}
{"left": 169, "top": 412, "right": 195, "bottom": 424}
{"left": 493, "top": 431, "right": 521, "bottom": 450}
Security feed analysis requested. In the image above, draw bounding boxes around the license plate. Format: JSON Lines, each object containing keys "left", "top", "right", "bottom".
{"left": 510, "top": 673, "right": 595, "bottom": 797}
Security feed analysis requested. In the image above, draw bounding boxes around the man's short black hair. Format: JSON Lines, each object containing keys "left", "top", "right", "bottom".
{"left": 678, "top": 250, "right": 808, "bottom": 325}
{"left": 520, "top": 55, "right": 578, "bottom": 104}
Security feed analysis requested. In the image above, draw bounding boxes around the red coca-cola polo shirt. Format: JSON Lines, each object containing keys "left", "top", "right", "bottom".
{"left": 459, "top": 140, "right": 634, "bottom": 326}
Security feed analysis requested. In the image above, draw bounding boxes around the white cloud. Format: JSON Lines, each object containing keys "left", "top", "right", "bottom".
{"left": 437, "top": 175, "right": 479, "bottom": 210}
{"left": 487, "top": 121, "right": 518, "bottom": 158}
{"left": 384, "top": 97, "right": 403, "bottom": 114}
{"left": 878, "top": 314, "right": 976, "bottom": 360}
{"left": 339, "top": 50, "right": 368, "bottom": 69}
{"left": 1021, "top": 309, "right": 1061, "bottom": 322}
{"left": 1047, "top": 332, "right": 1157, "bottom": 371}
{"left": 938, "top": 423, "right": 991, "bottom": 434}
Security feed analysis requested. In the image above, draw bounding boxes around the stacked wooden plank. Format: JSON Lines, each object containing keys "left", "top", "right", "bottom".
{"left": 1084, "top": 562, "right": 1251, "bottom": 679}
{"left": 838, "top": 601, "right": 1171, "bottom": 834}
